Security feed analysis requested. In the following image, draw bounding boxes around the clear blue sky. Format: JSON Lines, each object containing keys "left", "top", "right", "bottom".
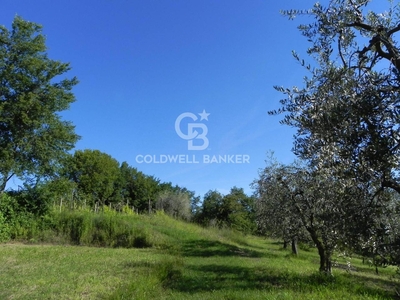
{"left": 2, "top": 0, "right": 328, "bottom": 197}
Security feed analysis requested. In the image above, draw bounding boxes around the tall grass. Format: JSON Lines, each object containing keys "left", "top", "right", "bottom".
{"left": 5, "top": 205, "right": 211, "bottom": 250}
{"left": 35, "top": 207, "right": 164, "bottom": 248}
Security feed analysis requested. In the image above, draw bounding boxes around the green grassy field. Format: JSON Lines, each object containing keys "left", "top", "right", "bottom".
{"left": 0, "top": 212, "right": 398, "bottom": 299}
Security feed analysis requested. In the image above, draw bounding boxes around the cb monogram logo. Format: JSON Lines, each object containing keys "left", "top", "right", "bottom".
{"left": 175, "top": 110, "right": 210, "bottom": 150}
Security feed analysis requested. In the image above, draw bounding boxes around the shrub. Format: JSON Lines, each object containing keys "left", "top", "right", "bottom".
{"left": 0, "top": 193, "right": 40, "bottom": 241}
{"left": 0, "top": 211, "right": 10, "bottom": 242}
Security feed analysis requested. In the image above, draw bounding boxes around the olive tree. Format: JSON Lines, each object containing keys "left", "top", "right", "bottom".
{"left": 271, "top": 0, "right": 400, "bottom": 267}
{"left": 253, "top": 158, "right": 383, "bottom": 274}
{"left": 253, "top": 159, "right": 308, "bottom": 255}
{"left": 156, "top": 189, "right": 191, "bottom": 220}
{"left": 273, "top": 0, "right": 400, "bottom": 193}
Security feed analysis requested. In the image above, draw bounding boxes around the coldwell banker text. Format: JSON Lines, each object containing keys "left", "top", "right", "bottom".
{"left": 135, "top": 110, "right": 251, "bottom": 164}
{"left": 136, "top": 154, "right": 250, "bottom": 164}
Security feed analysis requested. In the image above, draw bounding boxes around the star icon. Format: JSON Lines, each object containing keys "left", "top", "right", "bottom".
{"left": 198, "top": 109, "right": 210, "bottom": 121}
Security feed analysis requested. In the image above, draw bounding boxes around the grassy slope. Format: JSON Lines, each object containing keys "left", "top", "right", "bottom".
{"left": 0, "top": 213, "right": 398, "bottom": 300}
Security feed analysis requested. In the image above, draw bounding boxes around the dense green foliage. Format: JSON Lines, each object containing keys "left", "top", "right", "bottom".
{"left": 0, "top": 16, "right": 79, "bottom": 191}
{"left": 195, "top": 187, "right": 256, "bottom": 234}
{"left": 64, "top": 149, "right": 121, "bottom": 206}
{"left": 274, "top": 1, "right": 400, "bottom": 192}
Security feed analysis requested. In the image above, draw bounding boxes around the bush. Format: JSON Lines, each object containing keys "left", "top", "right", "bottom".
{"left": 0, "top": 193, "right": 40, "bottom": 241}
{"left": 0, "top": 211, "right": 11, "bottom": 242}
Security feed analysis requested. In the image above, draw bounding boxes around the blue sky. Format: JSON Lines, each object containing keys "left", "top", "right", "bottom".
{"left": 2, "top": 0, "right": 328, "bottom": 197}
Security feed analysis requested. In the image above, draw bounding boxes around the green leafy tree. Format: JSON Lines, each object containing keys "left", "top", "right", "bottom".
{"left": 197, "top": 188, "right": 256, "bottom": 233}
{"left": 129, "top": 172, "right": 160, "bottom": 213}
{"left": 109, "top": 162, "right": 193, "bottom": 214}
{"left": 254, "top": 159, "right": 378, "bottom": 274}
{"left": 189, "top": 192, "right": 201, "bottom": 218}
{"left": 109, "top": 161, "right": 150, "bottom": 210}
{"left": 271, "top": 0, "right": 400, "bottom": 268}
{"left": 198, "top": 190, "right": 224, "bottom": 227}
{"left": 0, "top": 16, "right": 79, "bottom": 191}
{"left": 253, "top": 158, "right": 308, "bottom": 254}
{"left": 273, "top": 0, "right": 400, "bottom": 193}
{"left": 156, "top": 189, "right": 191, "bottom": 220}
{"left": 7, "top": 177, "right": 74, "bottom": 214}
{"left": 65, "top": 150, "right": 120, "bottom": 206}
{"left": 220, "top": 187, "right": 256, "bottom": 234}
{"left": 110, "top": 161, "right": 134, "bottom": 206}
{"left": 353, "top": 189, "right": 400, "bottom": 273}
{"left": 156, "top": 184, "right": 198, "bottom": 219}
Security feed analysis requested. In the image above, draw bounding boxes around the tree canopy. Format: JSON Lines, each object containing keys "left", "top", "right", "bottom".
{"left": 64, "top": 149, "right": 120, "bottom": 206}
{"left": 254, "top": 158, "right": 372, "bottom": 273}
{"left": 196, "top": 188, "right": 256, "bottom": 234}
{"left": 272, "top": 0, "right": 400, "bottom": 193}
{"left": 0, "top": 16, "right": 79, "bottom": 191}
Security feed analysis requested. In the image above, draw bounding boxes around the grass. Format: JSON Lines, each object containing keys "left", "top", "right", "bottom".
{"left": 0, "top": 212, "right": 398, "bottom": 299}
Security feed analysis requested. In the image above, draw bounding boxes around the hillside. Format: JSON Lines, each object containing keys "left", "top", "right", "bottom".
{"left": 0, "top": 212, "right": 397, "bottom": 299}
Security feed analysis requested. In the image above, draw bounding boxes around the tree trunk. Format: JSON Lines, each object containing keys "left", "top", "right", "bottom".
{"left": 0, "top": 172, "right": 14, "bottom": 193}
{"left": 148, "top": 198, "right": 151, "bottom": 214}
{"left": 317, "top": 246, "right": 332, "bottom": 274}
{"left": 321, "top": 253, "right": 332, "bottom": 274}
{"left": 291, "top": 237, "right": 298, "bottom": 255}
{"left": 306, "top": 227, "right": 332, "bottom": 274}
{"left": 283, "top": 240, "right": 288, "bottom": 249}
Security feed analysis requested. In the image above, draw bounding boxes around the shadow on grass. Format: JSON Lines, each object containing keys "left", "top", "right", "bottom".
{"left": 270, "top": 241, "right": 284, "bottom": 246}
{"left": 342, "top": 271, "right": 398, "bottom": 295}
{"left": 344, "top": 263, "right": 395, "bottom": 277}
{"left": 165, "top": 263, "right": 394, "bottom": 298}
{"left": 180, "top": 239, "right": 275, "bottom": 258}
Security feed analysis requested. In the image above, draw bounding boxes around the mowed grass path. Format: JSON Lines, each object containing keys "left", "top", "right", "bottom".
{"left": 0, "top": 214, "right": 398, "bottom": 299}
